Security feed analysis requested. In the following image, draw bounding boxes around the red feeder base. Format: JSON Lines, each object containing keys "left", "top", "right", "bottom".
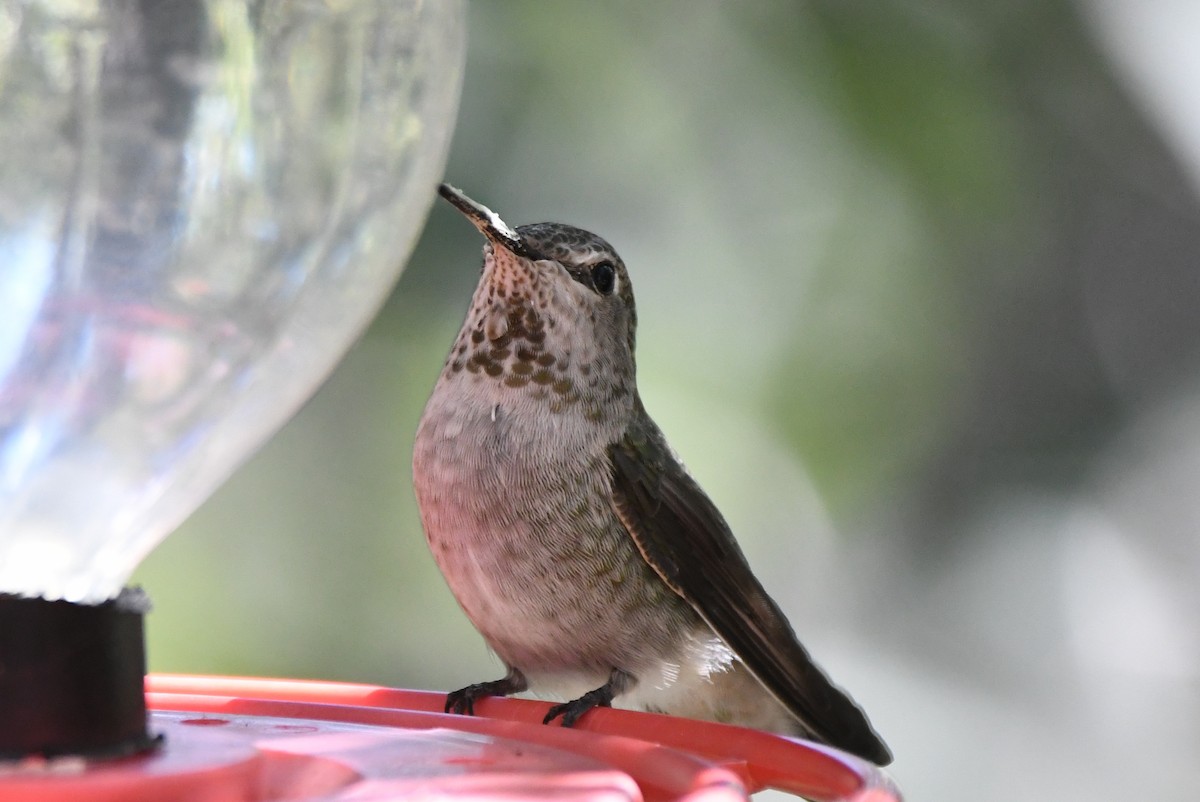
{"left": 0, "top": 675, "right": 900, "bottom": 801}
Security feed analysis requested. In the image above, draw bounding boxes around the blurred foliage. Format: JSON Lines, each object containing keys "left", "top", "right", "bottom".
{"left": 134, "top": 2, "right": 1200, "bottom": 800}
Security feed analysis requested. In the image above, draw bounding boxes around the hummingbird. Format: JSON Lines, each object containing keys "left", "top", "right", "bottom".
{"left": 412, "top": 184, "right": 892, "bottom": 765}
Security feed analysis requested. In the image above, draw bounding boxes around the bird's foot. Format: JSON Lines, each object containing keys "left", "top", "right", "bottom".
{"left": 543, "top": 669, "right": 633, "bottom": 727}
{"left": 445, "top": 668, "right": 527, "bottom": 716}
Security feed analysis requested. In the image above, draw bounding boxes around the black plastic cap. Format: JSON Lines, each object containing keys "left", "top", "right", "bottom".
{"left": 0, "top": 590, "right": 159, "bottom": 760}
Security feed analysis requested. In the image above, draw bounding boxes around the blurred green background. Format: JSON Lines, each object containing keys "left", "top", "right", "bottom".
{"left": 134, "top": 2, "right": 1200, "bottom": 800}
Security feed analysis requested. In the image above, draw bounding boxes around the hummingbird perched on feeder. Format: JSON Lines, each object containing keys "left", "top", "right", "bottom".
{"left": 411, "top": 184, "right": 892, "bottom": 765}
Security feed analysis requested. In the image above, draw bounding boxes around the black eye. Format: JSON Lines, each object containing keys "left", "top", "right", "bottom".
{"left": 590, "top": 261, "right": 616, "bottom": 295}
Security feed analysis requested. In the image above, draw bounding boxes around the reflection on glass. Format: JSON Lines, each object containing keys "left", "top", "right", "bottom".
{"left": 0, "top": 0, "right": 465, "bottom": 603}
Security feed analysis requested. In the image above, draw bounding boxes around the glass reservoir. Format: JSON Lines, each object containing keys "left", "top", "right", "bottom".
{"left": 0, "top": 0, "right": 465, "bottom": 603}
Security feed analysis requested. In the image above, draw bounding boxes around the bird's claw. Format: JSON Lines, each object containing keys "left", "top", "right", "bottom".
{"left": 444, "top": 685, "right": 482, "bottom": 716}
{"left": 445, "top": 671, "right": 528, "bottom": 717}
{"left": 542, "top": 688, "right": 613, "bottom": 727}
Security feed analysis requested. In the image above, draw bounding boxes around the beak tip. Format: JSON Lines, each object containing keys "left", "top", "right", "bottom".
{"left": 437, "top": 182, "right": 528, "bottom": 256}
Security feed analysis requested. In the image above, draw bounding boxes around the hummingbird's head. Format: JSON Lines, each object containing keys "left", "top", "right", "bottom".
{"left": 438, "top": 184, "right": 638, "bottom": 423}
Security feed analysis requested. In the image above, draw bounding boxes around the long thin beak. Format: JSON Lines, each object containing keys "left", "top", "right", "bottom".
{"left": 438, "top": 184, "right": 538, "bottom": 259}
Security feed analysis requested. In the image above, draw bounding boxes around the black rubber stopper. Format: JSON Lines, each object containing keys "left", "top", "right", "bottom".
{"left": 0, "top": 589, "right": 159, "bottom": 760}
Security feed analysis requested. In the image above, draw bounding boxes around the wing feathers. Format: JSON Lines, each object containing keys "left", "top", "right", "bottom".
{"left": 608, "top": 412, "right": 892, "bottom": 765}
